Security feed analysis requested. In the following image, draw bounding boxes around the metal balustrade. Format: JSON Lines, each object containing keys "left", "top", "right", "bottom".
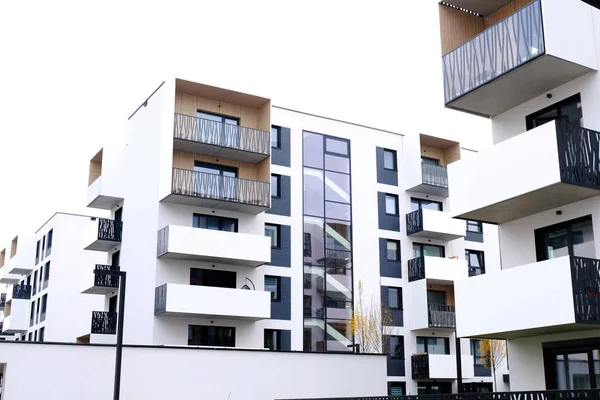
{"left": 407, "top": 257, "right": 425, "bottom": 282}
{"left": 171, "top": 168, "right": 270, "bottom": 208}
{"left": 0, "top": 293, "right": 5, "bottom": 307}
{"left": 421, "top": 164, "right": 448, "bottom": 188}
{"left": 98, "top": 218, "right": 123, "bottom": 242}
{"left": 556, "top": 121, "right": 600, "bottom": 190}
{"left": 91, "top": 311, "right": 117, "bottom": 335}
{"left": 571, "top": 256, "right": 600, "bottom": 323}
{"left": 406, "top": 209, "right": 423, "bottom": 235}
{"left": 12, "top": 284, "right": 32, "bottom": 300}
{"left": 174, "top": 113, "right": 270, "bottom": 156}
{"left": 94, "top": 264, "right": 120, "bottom": 289}
{"left": 428, "top": 304, "right": 456, "bottom": 328}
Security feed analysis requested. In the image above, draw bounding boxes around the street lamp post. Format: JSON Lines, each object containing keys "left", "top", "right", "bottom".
{"left": 95, "top": 269, "right": 127, "bottom": 400}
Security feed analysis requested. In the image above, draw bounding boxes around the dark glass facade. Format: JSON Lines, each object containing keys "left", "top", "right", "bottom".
{"left": 302, "top": 131, "right": 354, "bottom": 352}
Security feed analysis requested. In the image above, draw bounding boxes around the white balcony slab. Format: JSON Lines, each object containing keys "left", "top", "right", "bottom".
{"left": 429, "top": 354, "right": 458, "bottom": 379}
{"left": 0, "top": 267, "right": 21, "bottom": 285}
{"left": 157, "top": 225, "right": 271, "bottom": 267}
{"left": 408, "top": 209, "right": 465, "bottom": 241}
{"left": 87, "top": 176, "right": 123, "bottom": 210}
{"left": 423, "top": 256, "right": 468, "bottom": 283}
{"left": 6, "top": 255, "right": 33, "bottom": 276}
{"left": 448, "top": 122, "right": 600, "bottom": 224}
{"left": 83, "top": 218, "right": 122, "bottom": 252}
{"left": 3, "top": 299, "right": 30, "bottom": 333}
{"left": 155, "top": 283, "right": 271, "bottom": 321}
{"left": 455, "top": 256, "right": 597, "bottom": 339}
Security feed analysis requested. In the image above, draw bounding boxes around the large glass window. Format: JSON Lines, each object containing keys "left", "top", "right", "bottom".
{"left": 193, "top": 214, "right": 237, "bottom": 232}
{"left": 466, "top": 249, "right": 485, "bottom": 276}
{"left": 413, "top": 243, "right": 445, "bottom": 258}
{"left": 304, "top": 168, "right": 324, "bottom": 217}
{"left": 544, "top": 338, "right": 600, "bottom": 389}
{"left": 188, "top": 325, "right": 235, "bottom": 347}
{"left": 411, "top": 197, "right": 443, "bottom": 212}
{"left": 385, "top": 194, "right": 399, "bottom": 216}
{"left": 197, "top": 110, "right": 239, "bottom": 126}
{"left": 194, "top": 161, "right": 237, "bottom": 177}
{"left": 526, "top": 93, "right": 582, "bottom": 131}
{"left": 417, "top": 337, "right": 450, "bottom": 354}
{"left": 383, "top": 149, "right": 397, "bottom": 170}
{"left": 535, "top": 215, "right": 595, "bottom": 261}
{"left": 190, "top": 268, "right": 236, "bottom": 289}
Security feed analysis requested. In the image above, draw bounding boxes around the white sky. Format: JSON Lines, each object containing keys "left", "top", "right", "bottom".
{"left": 0, "top": 0, "right": 491, "bottom": 245}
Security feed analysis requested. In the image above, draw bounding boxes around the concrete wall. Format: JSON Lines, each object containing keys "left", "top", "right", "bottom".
{"left": 0, "top": 342, "right": 387, "bottom": 400}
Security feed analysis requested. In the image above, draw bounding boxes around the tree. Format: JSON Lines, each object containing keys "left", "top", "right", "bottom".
{"left": 348, "top": 281, "right": 394, "bottom": 354}
{"left": 479, "top": 339, "right": 507, "bottom": 391}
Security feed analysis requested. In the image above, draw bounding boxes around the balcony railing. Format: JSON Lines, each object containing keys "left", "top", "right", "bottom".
{"left": 93, "top": 264, "right": 120, "bottom": 289}
{"left": 571, "top": 256, "right": 600, "bottom": 324}
{"left": 98, "top": 218, "right": 122, "bottom": 242}
{"left": 154, "top": 284, "right": 167, "bottom": 315}
{"left": 406, "top": 209, "right": 423, "bottom": 235}
{"left": 442, "top": 0, "right": 544, "bottom": 104}
{"left": 422, "top": 164, "right": 448, "bottom": 188}
{"left": 0, "top": 321, "right": 3, "bottom": 333}
{"left": 13, "top": 284, "right": 32, "bottom": 300}
{"left": 174, "top": 113, "right": 271, "bottom": 156}
{"left": 171, "top": 168, "right": 270, "bottom": 208}
{"left": 284, "top": 389, "right": 600, "bottom": 400}
{"left": 411, "top": 353, "right": 429, "bottom": 380}
{"left": 0, "top": 293, "right": 5, "bottom": 307}
{"left": 428, "top": 304, "right": 456, "bottom": 328}
{"left": 91, "top": 311, "right": 117, "bottom": 335}
{"left": 556, "top": 121, "right": 600, "bottom": 190}
{"left": 408, "top": 257, "right": 425, "bottom": 282}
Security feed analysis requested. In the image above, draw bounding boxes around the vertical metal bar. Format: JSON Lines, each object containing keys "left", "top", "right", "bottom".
{"left": 456, "top": 332, "right": 463, "bottom": 393}
{"left": 113, "top": 271, "right": 126, "bottom": 400}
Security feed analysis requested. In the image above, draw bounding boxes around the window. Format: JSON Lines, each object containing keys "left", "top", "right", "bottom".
{"left": 39, "top": 327, "right": 45, "bottom": 342}
{"left": 188, "top": 325, "right": 235, "bottom": 347}
{"left": 264, "top": 329, "right": 282, "bottom": 350}
{"left": 29, "top": 302, "right": 35, "bottom": 326}
{"left": 41, "top": 236, "right": 46, "bottom": 255}
{"left": 34, "top": 331, "right": 37, "bottom": 341}
{"left": 471, "top": 339, "right": 485, "bottom": 365}
{"left": 383, "top": 149, "right": 397, "bottom": 170}
{"left": 303, "top": 233, "right": 312, "bottom": 257}
{"left": 466, "top": 220, "right": 483, "bottom": 233}
{"left": 526, "top": 93, "right": 582, "bottom": 131}
{"left": 194, "top": 161, "right": 238, "bottom": 178}
{"left": 33, "top": 271, "right": 38, "bottom": 295}
{"left": 325, "top": 137, "right": 349, "bottom": 156}
{"left": 265, "top": 224, "right": 280, "bottom": 248}
{"left": 466, "top": 250, "right": 485, "bottom": 276}
{"left": 417, "top": 337, "right": 450, "bottom": 354}
{"left": 28, "top": 332, "right": 32, "bottom": 342}
{"left": 384, "top": 335, "right": 405, "bottom": 359}
{"left": 111, "top": 251, "right": 120, "bottom": 267}
{"left": 46, "top": 229, "right": 53, "bottom": 252}
{"left": 43, "top": 262, "right": 50, "bottom": 288}
{"left": 271, "top": 125, "right": 281, "bottom": 149}
{"left": 389, "top": 383, "right": 406, "bottom": 396}
{"left": 35, "top": 240, "right": 40, "bottom": 264}
{"left": 41, "top": 294, "right": 47, "bottom": 322}
{"left": 109, "top": 295, "right": 118, "bottom": 313}
{"left": 271, "top": 174, "right": 281, "bottom": 197}
{"left": 386, "top": 240, "right": 400, "bottom": 262}
{"left": 265, "top": 276, "right": 280, "bottom": 301}
{"left": 190, "top": 268, "right": 236, "bottom": 289}
{"left": 411, "top": 198, "right": 443, "bottom": 212}
{"left": 193, "top": 214, "right": 238, "bottom": 232}
{"left": 36, "top": 299, "right": 41, "bottom": 323}
{"left": 388, "top": 287, "right": 402, "bottom": 310}
{"left": 197, "top": 110, "right": 239, "bottom": 126}
{"left": 413, "top": 243, "right": 445, "bottom": 258}
{"left": 421, "top": 157, "right": 440, "bottom": 166}
{"left": 385, "top": 194, "right": 399, "bottom": 216}
{"left": 535, "top": 215, "right": 595, "bottom": 261}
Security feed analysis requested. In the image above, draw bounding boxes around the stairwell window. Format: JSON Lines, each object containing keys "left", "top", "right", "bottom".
{"left": 265, "top": 224, "right": 280, "bottom": 248}
{"left": 265, "top": 276, "right": 280, "bottom": 301}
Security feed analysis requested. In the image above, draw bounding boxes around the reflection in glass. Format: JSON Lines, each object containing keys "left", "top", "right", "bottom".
{"left": 325, "top": 138, "right": 349, "bottom": 156}
{"left": 324, "top": 249, "right": 352, "bottom": 270}
{"left": 326, "top": 201, "right": 351, "bottom": 221}
{"left": 304, "top": 168, "right": 324, "bottom": 217}
{"left": 303, "top": 322, "right": 326, "bottom": 352}
{"left": 556, "top": 353, "right": 591, "bottom": 389}
{"left": 325, "top": 299, "right": 352, "bottom": 320}
{"left": 545, "top": 228, "right": 569, "bottom": 259}
{"left": 572, "top": 219, "right": 595, "bottom": 259}
{"left": 325, "top": 220, "right": 351, "bottom": 251}
{"left": 413, "top": 243, "right": 444, "bottom": 258}
{"left": 386, "top": 195, "right": 398, "bottom": 215}
{"left": 411, "top": 198, "right": 443, "bottom": 212}
{"left": 325, "top": 154, "right": 350, "bottom": 174}
{"left": 304, "top": 217, "right": 324, "bottom": 265}
{"left": 325, "top": 171, "right": 351, "bottom": 204}
{"left": 303, "top": 265, "right": 325, "bottom": 318}
{"left": 326, "top": 319, "right": 353, "bottom": 352}
{"left": 325, "top": 270, "right": 352, "bottom": 301}
{"left": 303, "top": 132, "right": 324, "bottom": 168}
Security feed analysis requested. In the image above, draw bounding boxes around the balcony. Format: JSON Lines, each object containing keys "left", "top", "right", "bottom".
{"left": 87, "top": 176, "right": 124, "bottom": 210}
{"left": 165, "top": 169, "right": 270, "bottom": 214}
{"left": 3, "top": 294, "right": 31, "bottom": 334}
{"left": 6, "top": 254, "right": 33, "bottom": 276}
{"left": 0, "top": 293, "right": 5, "bottom": 310}
{"left": 12, "top": 284, "right": 31, "bottom": 300}
{"left": 154, "top": 283, "right": 271, "bottom": 320}
{"left": 406, "top": 209, "right": 465, "bottom": 241}
{"left": 173, "top": 114, "right": 270, "bottom": 163}
{"left": 408, "top": 256, "right": 468, "bottom": 283}
{"left": 442, "top": 0, "right": 597, "bottom": 117}
{"left": 449, "top": 121, "right": 600, "bottom": 224}
{"left": 411, "top": 353, "right": 470, "bottom": 380}
{"left": 84, "top": 218, "right": 122, "bottom": 251}
{"left": 157, "top": 225, "right": 270, "bottom": 267}
{"left": 455, "top": 255, "right": 600, "bottom": 339}
{"left": 0, "top": 267, "right": 20, "bottom": 285}
{"left": 82, "top": 264, "right": 120, "bottom": 295}
{"left": 91, "top": 311, "right": 117, "bottom": 335}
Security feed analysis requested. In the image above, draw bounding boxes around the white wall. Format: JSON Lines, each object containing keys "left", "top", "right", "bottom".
{"left": 0, "top": 342, "right": 387, "bottom": 400}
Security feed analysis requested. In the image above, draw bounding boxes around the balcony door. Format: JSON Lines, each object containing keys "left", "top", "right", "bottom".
{"left": 193, "top": 161, "right": 238, "bottom": 201}
{"left": 526, "top": 93, "right": 582, "bottom": 131}
{"left": 413, "top": 243, "right": 445, "bottom": 259}
{"left": 544, "top": 338, "right": 600, "bottom": 389}
{"left": 411, "top": 197, "right": 443, "bottom": 212}
{"left": 535, "top": 215, "right": 595, "bottom": 262}
{"left": 196, "top": 110, "right": 240, "bottom": 148}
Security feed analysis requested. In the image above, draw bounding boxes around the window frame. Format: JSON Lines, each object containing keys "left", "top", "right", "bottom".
{"left": 525, "top": 93, "right": 582, "bottom": 131}
{"left": 196, "top": 109, "right": 240, "bottom": 125}
{"left": 466, "top": 249, "right": 485, "bottom": 275}
{"left": 265, "top": 275, "right": 281, "bottom": 301}
{"left": 412, "top": 197, "right": 443, "bottom": 212}
{"left": 271, "top": 174, "right": 281, "bottom": 198}
{"left": 387, "top": 287, "right": 402, "bottom": 310}
{"left": 466, "top": 220, "right": 483, "bottom": 233}
{"left": 386, "top": 239, "right": 401, "bottom": 262}
{"left": 193, "top": 161, "right": 238, "bottom": 177}
{"left": 534, "top": 215, "right": 593, "bottom": 262}
{"left": 383, "top": 149, "right": 397, "bottom": 171}
{"left": 385, "top": 194, "right": 399, "bottom": 216}
{"left": 188, "top": 325, "right": 236, "bottom": 347}
{"left": 417, "top": 336, "right": 451, "bottom": 355}
{"left": 265, "top": 224, "right": 281, "bottom": 249}
{"left": 193, "top": 213, "right": 238, "bottom": 232}
{"left": 271, "top": 125, "right": 281, "bottom": 149}
{"left": 47, "top": 229, "right": 53, "bottom": 251}
{"left": 413, "top": 242, "right": 446, "bottom": 258}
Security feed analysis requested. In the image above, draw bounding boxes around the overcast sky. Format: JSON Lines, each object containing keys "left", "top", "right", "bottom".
{"left": 0, "top": 0, "right": 490, "bottom": 245}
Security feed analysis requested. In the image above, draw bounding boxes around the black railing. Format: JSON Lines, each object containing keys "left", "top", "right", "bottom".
{"left": 154, "top": 284, "right": 167, "bottom": 315}
{"left": 571, "top": 256, "right": 600, "bottom": 324}
{"left": 411, "top": 353, "right": 429, "bottom": 380}
{"left": 406, "top": 209, "right": 423, "bottom": 235}
{"left": 94, "top": 264, "right": 120, "bottom": 289}
{"left": 421, "top": 164, "right": 448, "bottom": 188}
{"left": 12, "top": 284, "right": 32, "bottom": 300}
{"left": 428, "top": 304, "right": 456, "bottom": 328}
{"left": 91, "top": 311, "right": 117, "bottom": 335}
{"left": 98, "top": 218, "right": 123, "bottom": 242}
{"left": 442, "top": 0, "right": 544, "bottom": 104}
{"left": 171, "top": 168, "right": 270, "bottom": 208}
{"left": 0, "top": 321, "right": 3, "bottom": 333}
{"left": 408, "top": 257, "right": 425, "bottom": 282}
{"left": 0, "top": 293, "right": 5, "bottom": 307}
{"left": 284, "top": 389, "right": 600, "bottom": 400}
{"left": 157, "top": 226, "right": 169, "bottom": 257}
{"left": 556, "top": 121, "right": 600, "bottom": 190}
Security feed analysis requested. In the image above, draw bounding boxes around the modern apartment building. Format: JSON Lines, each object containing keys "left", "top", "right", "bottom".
{"left": 437, "top": 0, "right": 600, "bottom": 392}
{"left": 0, "top": 77, "right": 505, "bottom": 396}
